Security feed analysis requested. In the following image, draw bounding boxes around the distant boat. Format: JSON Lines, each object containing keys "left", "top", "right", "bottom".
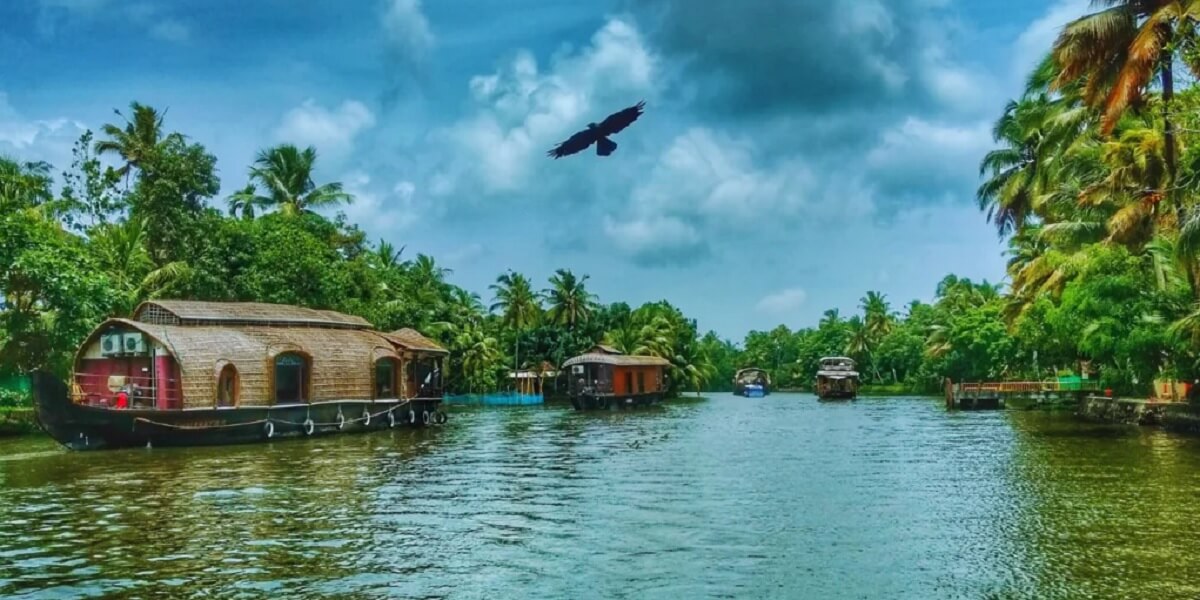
{"left": 815, "top": 357, "right": 859, "bottom": 400}
{"left": 733, "top": 368, "right": 770, "bottom": 397}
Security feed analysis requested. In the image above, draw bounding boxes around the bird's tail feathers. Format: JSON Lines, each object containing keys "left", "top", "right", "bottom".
{"left": 596, "top": 137, "right": 617, "bottom": 156}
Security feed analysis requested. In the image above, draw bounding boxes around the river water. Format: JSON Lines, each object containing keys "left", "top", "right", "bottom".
{"left": 2, "top": 394, "right": 1199, "bottom": 599}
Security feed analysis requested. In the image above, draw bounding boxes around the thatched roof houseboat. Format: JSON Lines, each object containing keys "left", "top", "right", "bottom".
{"left": 562, "top": 345, "right": 670, "bottom": 410}
{"left": 32, "top": 300, "right": 449, "bottom": 451}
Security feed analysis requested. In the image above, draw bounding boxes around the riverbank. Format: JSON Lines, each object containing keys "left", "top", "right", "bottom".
{"left": 1077, "top": 395, "right": 1200, "bottom": 434}
{"left": 0, "top": 408, "right": 37, "bottom": 436}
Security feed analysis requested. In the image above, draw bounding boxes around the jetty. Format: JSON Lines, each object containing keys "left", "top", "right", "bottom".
{"left": 945, "top": 379, "right": 1102, "bottom": 410}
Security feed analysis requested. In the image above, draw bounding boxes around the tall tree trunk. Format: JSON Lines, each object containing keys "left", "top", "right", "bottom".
{"left": 1161, "top": 56, "right": 1199, "bottom": 298}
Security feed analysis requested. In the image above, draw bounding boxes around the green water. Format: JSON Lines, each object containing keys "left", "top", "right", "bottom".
{"left": 2, "top": 394, "right": 1199, "bottom": 599}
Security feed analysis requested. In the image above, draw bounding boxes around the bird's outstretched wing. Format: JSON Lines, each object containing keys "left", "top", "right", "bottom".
{"left": 598, "top": 100, "right": 645, "bottom": 136}
{"left": 546, "top": 128, "right": 600, "bottom": 159}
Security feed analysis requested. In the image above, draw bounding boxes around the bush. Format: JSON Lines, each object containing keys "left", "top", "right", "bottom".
{"left": 0, "top": 389, "right": 31, "bottom": 409}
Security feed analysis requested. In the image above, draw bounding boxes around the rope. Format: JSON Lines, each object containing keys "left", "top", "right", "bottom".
{"left": 132, "top": 400, "right": 415, "bottom": 431}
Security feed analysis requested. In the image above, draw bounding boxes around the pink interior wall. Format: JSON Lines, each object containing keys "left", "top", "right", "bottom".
{"left": 75, "top": 357, "right": 181, "bottom": 408}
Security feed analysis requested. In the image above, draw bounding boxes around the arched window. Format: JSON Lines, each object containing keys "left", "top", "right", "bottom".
{"left": 274, "top": 352, "right": 309, "bottom": 404}
{"left": 374, "top": 358, "right": 399, "bottom": 399}
{"left": 217, "top": 364, "right": 239, "bottom": 407}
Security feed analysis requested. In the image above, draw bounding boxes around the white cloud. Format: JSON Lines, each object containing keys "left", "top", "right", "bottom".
{"left": 37, "top": 0, "right": 190, "bottom": 43}
{"left": 273, "top": 99, "right": 376, "bottom": 161}
{"left": 0, "top": 92, "right": 86, "bottom": 169}
{"left": 756, "top": 288, "right": 808, "bottom": 314}
{"left": 601, "top": 126, "right": 875, "bottom": 263}
{"left": 602, "top": 214, "right": 704, "bottom": 266}
{"left": 865, "top": 116, "right": 991, "bottom": 194}
{"left": 383, "top": 0, "right": 434, "bottom": 60}
{"left": 338, "top": 171, "right": 425, "bottom": 234}
{"left": 439, "top": 16, "right": 658, "bottom": 193}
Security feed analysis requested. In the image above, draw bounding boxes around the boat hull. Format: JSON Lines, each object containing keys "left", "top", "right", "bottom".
{"left": 569, "top": 392, "right": 664, "bottom": 411}
{"left": 32, "top": 371, "right": 445, "bottom": 451}
{"left": 733, "top": 383, "right": 770, "bottom": 397}
{"left": 816, "top": 391, "right": 857, "bottom": 401}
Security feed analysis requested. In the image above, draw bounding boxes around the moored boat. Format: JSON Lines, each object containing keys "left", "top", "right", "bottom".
{"left": 563, "top": 345, "right": 670, "bottom": 410}
{"left": 32, "top": 300, "right": 449, "bottom": 451}
{"left": 815, "top": 356, "right": 859, "bottom": 400}
{"left": 733, "top": 368, "right": 771, "bottom": 397}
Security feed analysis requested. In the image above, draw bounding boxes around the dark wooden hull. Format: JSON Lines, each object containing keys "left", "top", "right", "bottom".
{"left": 31, "top": 371, "right": 446, "bottom": 451}
{"left": 569, "top": 391, "right": 664, "bottom": 411}
{"left": 816, "top": 390, "right": 857, "bottom": 401}
{"left": 815, "top": 377, "right": 858, "bottom": 401}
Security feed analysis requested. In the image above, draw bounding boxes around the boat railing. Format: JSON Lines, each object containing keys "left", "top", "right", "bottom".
{"left": 71, "top": 372, "right": 182, "bottom": 409}
{"left": 957, "top": 380, "right": 1101, "bottom": 394}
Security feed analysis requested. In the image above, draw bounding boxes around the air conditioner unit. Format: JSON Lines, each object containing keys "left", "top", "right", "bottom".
{"left": 122, "top": 332, "right": 147, "bottom": 355}
{"left": 100, "top": 332, "right": 123, "bottom": 356}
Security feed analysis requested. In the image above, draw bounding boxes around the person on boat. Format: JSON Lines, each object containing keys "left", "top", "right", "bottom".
{"left": 114, "top": 385, "right": 130, "bottom": 409}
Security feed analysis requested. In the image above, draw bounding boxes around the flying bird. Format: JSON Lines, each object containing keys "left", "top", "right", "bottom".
{"left": 547, "top": 101, "right": 645, "bottom": 159}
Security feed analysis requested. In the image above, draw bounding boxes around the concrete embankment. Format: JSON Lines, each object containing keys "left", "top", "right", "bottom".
{"left": 1076, "top": 395, "right": 1200, "bottom": 433}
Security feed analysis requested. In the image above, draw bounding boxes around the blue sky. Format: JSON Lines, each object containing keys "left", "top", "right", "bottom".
{"left": 0, "top": 0, "right": 1090, "bottom": 340}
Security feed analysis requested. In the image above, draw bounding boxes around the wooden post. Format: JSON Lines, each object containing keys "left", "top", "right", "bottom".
{"left": 944, "top": 377, "right": 954, "bottom": 410}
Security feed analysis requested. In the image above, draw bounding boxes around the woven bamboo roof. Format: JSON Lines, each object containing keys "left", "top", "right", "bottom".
{"left": 562, "top": 351, "right": 670, "bottom": 367}
{"left": 77, "top": 318, "right": 416, "bottom": 408}
{"left": 135, "top": 300, "right": 371, "bottom": 329}
{"left": 385, "top": 328, "right": 449, "bottom": 355}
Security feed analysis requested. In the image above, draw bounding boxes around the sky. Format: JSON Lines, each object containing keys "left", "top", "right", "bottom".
{"left": 0, "top": 0, "right": 1091, "bottom": 340}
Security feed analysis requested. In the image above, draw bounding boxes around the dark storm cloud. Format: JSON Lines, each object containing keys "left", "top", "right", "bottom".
{"left": 629, "top": 0, "right": 950, "bottom": 117}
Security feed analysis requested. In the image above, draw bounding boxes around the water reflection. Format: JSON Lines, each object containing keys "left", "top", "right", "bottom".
{"left": 1, "top": 398, "right": 1199, "bottom": 598}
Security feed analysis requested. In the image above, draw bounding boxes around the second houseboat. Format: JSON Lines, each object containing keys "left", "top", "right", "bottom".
{"left": 563, "top": 345, "right": 671, "bottom": 410}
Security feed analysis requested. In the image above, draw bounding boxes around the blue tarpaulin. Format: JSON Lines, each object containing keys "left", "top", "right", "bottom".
{"left": 443, "top": 392, "right": 544, "bottom": 406}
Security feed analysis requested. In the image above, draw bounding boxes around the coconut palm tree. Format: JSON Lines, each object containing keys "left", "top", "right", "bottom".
{"left": 860, "top": 291, "right": 894, "bottom": 339}
{"left": 490, "top": 271, "right": 542, "bottom": 380}
{"left": 373, "top": 239, "right": 408, "bottom": 272}
{"left": 88, "top": 217, "right": 191, "bottom": 316}
{"left": 226, "top": 183, "right": 264, "bottom": 220}
{"left": 239, "top": 144, "right": 353, "bottom": 216}
{"left": 544, "top": 268, "right": 597, "bottom": 329}
{"left": 95, "top": 102, "right": 182, "bottom": 189}
{"left": 0, "top": 158, "right": 53, "bottom": 210}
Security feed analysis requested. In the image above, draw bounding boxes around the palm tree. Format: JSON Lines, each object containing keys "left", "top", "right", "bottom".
{"left": 544, "top": 268, "right": 597, "bottom": 328}
{"left": 860, "top": 291, "right": 894, "bottom": 339}
{"left": 95, "top": 102, "right": 181, "bottom": 188}
{"left": 671, "top": 340, "right": 715, "bottom": 396}
{"left": 0, "top": 158, "right": 53, "bottom": 209}
{"left": 977, "top": 94, "right": 1083, "bottom": 236}
{"left": 88, "top": 217, "right": 191, "bottom": 316}
{"left": 373, "top": 239, "right": 407, "bottom": 272}
{"left": 490, "top": 271, "right": 542, "bottom": 381}
{"left": 1050, "top": 1, "right": 1198, "bottom": 231}
{"left": 226, "top": 183, "right": 263, "bottom": 220}
{"left": 818, "top": 309, "right": 841, "bottom": 330}
{"left": 412, "top": 254, "right": 451, "bottom": 288}
{"left": 239, "top": 144, "right": 352, "bottom": 216}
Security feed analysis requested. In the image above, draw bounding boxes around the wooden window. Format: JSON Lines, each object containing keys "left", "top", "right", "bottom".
{"left": 624, "top": 371, "right": 633, "bottom": 395}
{"left": 375, "top": 358, "right": 398, "bottom": 399}
{"left": 637, "top": 370, "right": 645, "bottom": 393}
{"left": 217, "top": 364, "right": 238, "bottom": 407}
{"left": 274, "top": 353, "right": 308, "bottom": 404}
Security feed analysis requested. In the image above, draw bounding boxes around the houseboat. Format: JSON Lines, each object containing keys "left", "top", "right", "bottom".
{"left": 733, "top": 368, "right": 771, "bottom": 397}
{"left": 815, "top": 356, "right": 859, "bottom": 400}
{"left": 563, "top": 345, "right": 671, "bottom": 410}
{"left": 31, "top": 300, "right": 449, "bottom": 451}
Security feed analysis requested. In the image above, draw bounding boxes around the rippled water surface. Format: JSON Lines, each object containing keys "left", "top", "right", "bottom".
{"left": 3, "top": 394, "right": 1200, "bottom": 599}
